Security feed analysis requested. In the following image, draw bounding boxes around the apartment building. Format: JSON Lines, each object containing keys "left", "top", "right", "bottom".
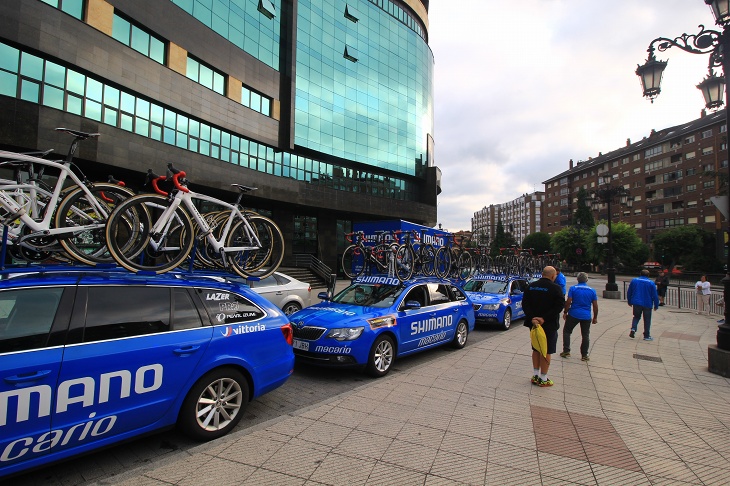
{"left": 472, "top": 192, "right": 545, "bottom": 244}
{"left": 542, "top": 110, "right": 726, "bottom": 252}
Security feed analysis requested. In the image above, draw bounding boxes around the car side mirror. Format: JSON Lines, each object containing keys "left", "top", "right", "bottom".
{"left": 403, "top": 300, "right": 421, "bottom": 310}
{"left": 317, "top": 291, "right": 330, "bottom": 301}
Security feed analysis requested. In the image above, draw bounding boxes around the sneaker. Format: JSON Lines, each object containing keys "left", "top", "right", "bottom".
{"left": 559, "top": 352, "right": 570, "bottom": 358}
{"left": 538, "top": 378, "right": 554, "bottom": 387}
{"left": 718, "top": 319, "right": 725, "bottom": 324}
{"left": 531, "top": 375, "right": 539, "bottom": 385}
{"left": 629, "top": 330, "right": 635, "bottom": 338}
{"left": 581, "top": 355, "right": 590, "bottom": 361}
{"left": 643, "top": 336, "right": 654, "bottom": 341}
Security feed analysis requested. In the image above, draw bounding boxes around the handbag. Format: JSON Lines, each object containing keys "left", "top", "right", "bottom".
{"left": 530, "top": 323, "right": 547, "bottom": 358}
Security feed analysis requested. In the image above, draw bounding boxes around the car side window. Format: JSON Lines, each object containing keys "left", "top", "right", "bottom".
{"left": 256, "top": 275, "right": 279, "bottom": 288}
{"left": 0, "top": 287, "right": 64, "bottom": 353}
{"left": 428, "top": 283, "right": 450, "bottom": 305}
{"left": 402, "top": 285, "right": 427, "bottom": 308}
{"left": 519, "top": 280, "right": 529, "bottom": 292}
{"left": 197, "top": 288, "right": 266, "bottom": 325}
{"left": 84, "top": 287, "right": 170, "bottom": 342}
{"left": 173, "top": 288, "right": 204, "bottom": 330}
{"left": 449, "top": 285, "right": 467, "bottom": 301}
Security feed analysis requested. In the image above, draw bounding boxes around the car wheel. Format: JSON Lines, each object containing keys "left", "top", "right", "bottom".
{"left": 502, "top": 309, "right": 512, "bottom": 331}
{"left": 451, "top": 319, "right": 468, "bottom": 349}
{"left": 178, "top": 367, "right": 248, "bottom": 441}
{"left": 282, "top": 301, "right": 302, "bottom": 316}
{"left": 366, "top": 335, "right": 395, "bottom": 377}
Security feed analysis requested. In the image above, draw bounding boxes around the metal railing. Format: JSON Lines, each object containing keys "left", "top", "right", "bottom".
{"left": 293, "top": 253, "right": 333, "bottom": 284}
{"left": 622, "top": 281, "right": 724, "bottom": 314}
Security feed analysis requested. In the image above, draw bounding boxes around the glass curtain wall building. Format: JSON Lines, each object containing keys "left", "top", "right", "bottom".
{"left": 0, "top": 0, "right": 437, "bottom": 271}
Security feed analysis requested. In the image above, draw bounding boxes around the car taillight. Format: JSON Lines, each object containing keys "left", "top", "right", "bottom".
{"left": 308, "top": 285, "right": 311, "bottom": 293}
{"left": 281, "top": 323, "right": 293, "bottom": 345}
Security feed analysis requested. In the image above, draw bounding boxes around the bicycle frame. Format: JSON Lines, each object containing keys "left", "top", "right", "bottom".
{"left": 0, "top": 151, "right": 111, "bottom": 239}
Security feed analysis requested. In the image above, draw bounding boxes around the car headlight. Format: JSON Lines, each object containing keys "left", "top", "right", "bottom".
{"left": 483, "top": 304, "right": 500, "bottom": 310}
{"left": 326, "top": 327, "right": 364, "bottom": 341}
{"left": 500, "top": 298, "right": 511, "bottom": 306}
{"left": 367, "top": 315, "right": 396, "bottom": 330}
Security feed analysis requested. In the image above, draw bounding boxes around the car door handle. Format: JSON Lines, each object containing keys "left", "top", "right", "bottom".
{"left": 173, "top": 345, "right": 201, "bottom": 355}
{"left": 276, "top": 291, "right": 283, "bottom": 295}
{"left": 4, "top": 370, "right": 52, "bottom": 384}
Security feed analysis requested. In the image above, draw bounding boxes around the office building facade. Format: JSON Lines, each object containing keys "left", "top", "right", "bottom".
{"left": 0, "top": 0, "right": 438, "bottom": 270}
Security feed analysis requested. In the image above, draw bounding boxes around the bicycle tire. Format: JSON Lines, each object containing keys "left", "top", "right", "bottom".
{"left": 227, "top": 214, "right": 284, "bottom": 279}
{"left": 434, "top": 246, "right": 451, "bottom": 278}
{"left": 342, "top": 244, "right": 367, "bottom": 279}
{"left": 457, "top": 251, "right": 474, "bottom": 280}
{"left": 55, "top": 183, "right": 135, "bottom": 265}
{"left": 417, "top": 243, "right": 436, "bottom": 276}
{"left": 105, "top": 194, "right": 194, "bottom": 273}
{"left": 394, "top": 244, "right": 415, "bottom": 281}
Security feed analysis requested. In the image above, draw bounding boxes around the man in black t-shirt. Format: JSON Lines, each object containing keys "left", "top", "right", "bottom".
{"left": 522, "top": 266, "right": 565, "bottom": 387}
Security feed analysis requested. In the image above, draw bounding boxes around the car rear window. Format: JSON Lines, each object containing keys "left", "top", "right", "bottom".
{"left": 197, "top": 288, "right": 266, "bottom": 324}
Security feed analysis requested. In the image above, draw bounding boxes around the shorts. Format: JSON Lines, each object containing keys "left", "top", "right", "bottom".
{"left": 657, "top": 287, "right": 666, "bottom": 297}
{"left": 532, "top": 328, "right": 558, "bottom": 355}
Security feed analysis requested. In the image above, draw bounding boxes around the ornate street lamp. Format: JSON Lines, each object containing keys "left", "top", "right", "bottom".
{"left": 636, "top": 0, "right": 730, "bottom": 353}
{"left": 589, "top": 184, "right": 632, "bottom": 299}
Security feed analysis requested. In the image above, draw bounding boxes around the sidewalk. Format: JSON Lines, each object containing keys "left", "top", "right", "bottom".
{"left": 104, "top": 286, "right": 730, "bottom": 485}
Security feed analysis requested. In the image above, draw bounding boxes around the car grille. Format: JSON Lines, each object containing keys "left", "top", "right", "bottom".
{"left": 292, "top": 326, "right": 327, "bottom": 340}
{"left": 472, "top": 304, "right": 481, "bottom": 311}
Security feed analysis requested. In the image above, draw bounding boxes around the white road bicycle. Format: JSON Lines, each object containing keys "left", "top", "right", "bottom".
{"left": 104, "top": 165, "right": 284, "bottom": 278}
{"left": 0, "top": 129, "right": 134, "bottom": 264}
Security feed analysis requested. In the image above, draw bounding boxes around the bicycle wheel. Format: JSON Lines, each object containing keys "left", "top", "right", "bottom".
{"left": 394, "top": 244, "right": 415, "bottom": 282}
{"left": 341, "top": 244, "right": 367, "bottom": 279}
{"left": 105, "top": 194, "right": 194, "bottom": 273}
{"left": 226, "top": 214, "right": 284, "bottom": 279}
{"left": 55, "top": 183, "right": 135, "bottom": 265}
{"left": 417, "top": 243, "right": 436, "bottom": 276}
{"left": 457, "top": 251, "right": 474, "bottom": 280}
{"left": 434, "top": 246, "right": 451, "bottom": 278}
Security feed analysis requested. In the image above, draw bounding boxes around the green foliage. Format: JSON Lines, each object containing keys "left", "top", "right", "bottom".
{"left": 551, "top": 226, "right": 589, "bottom": 265}
{"left": 572, "top": 188, "right": 595, "bottom": 229}
{"left": 652, "top": 225, "right": 722, "bottom": 272}
{"left": 586, "top": 221, "right": 648, "bottom": 272}
{"left": 522, "top": 232, "right": 551, "bottom": 254}
{"left": 490, "top": 218, "right": 516, "bottom": 257}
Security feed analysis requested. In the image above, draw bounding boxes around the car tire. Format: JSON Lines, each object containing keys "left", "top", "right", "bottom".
{"left": 178, "top": 367, "right": 248, "bottom": 441}
{"left": 501, "top": 309, "right": 512, "bottom": 331}
{"left": 282, "top": 301, "right": 302, "bottom": 316}
{"left": 366, "top": 334, "right": 395, "bottom": 377}
{"left": 451, "top": 319, "right": 468, "bottom": 349}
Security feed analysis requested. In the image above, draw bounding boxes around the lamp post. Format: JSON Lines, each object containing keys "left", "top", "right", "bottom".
{"left": 635, "top": 0, "right": 730, "bottom": 352}
{"left": 590, "top": 184, "right": 632, "bottom": 299}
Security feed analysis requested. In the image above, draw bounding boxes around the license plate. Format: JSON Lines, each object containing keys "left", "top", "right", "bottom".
{"left": 293, "top": 339, "right": 309, "bottom": 351}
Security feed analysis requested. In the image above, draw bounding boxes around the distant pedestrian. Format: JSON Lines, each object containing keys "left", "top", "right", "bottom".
{"left": 695, "top": 275, "right": 711, "bottom": 315}
{"left": 627, "top": 269, "right": 660, "bottom": 341}
{"left": 717, "top": 297, "right": 725, "bottom": 324}
{"left": 523, "top": 266, "right": 565, "bottom": 387}
{"left": 560, "top": 272, "right": 598, "bottom": 361}
{"left": 554, "top": 268, "right": 566, "bottom": 295}
{"left": 654, "top": 269, "right": 669, "bottom": 306}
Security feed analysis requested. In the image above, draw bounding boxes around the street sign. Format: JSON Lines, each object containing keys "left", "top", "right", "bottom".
{"left": 576, "top": 248, "right": 583, "bottom": 255}
{"left": 597, "top": 236, "right": 608, "bottom": 244}
{"left": 596, "top": 224, "right": 609, "bottom": 236}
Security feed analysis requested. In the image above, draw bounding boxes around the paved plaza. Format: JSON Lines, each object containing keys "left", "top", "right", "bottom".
{"left": 99, "top": 277, "right": 729, "bottom": 485}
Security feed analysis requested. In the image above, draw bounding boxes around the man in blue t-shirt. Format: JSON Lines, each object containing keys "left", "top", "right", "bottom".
{"left": 627, "top": 269, "right": 660, "bottom": 340}
{"left": 560, "top": 272, "right": 598, "bottom": 361}
{"left": 555, "top": 269, "right": 567, "bottom": 296}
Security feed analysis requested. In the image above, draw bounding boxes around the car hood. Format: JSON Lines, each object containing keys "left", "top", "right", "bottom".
{"left": 289, "top": 302, "right": 387, "bottom": 328}
{"left": 464, "top": 292, "right": 505, "bottom": 304}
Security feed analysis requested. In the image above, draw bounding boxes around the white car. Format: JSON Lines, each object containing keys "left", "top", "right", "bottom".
{"left": 245, "top": 272, "right": 312, "bottom": 315}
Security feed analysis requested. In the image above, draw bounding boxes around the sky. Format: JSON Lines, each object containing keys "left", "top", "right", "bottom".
{"left": 427, "top": 0, "right": 719, "bottom": 232}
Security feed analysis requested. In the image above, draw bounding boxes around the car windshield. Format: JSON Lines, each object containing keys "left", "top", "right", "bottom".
{"left": 332, "top": 283, "right": 405, "bottom": 308}
{"left": 463, "top": 280, "right": 507, "bottom": 293}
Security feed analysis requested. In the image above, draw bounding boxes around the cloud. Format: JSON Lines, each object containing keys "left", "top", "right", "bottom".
{"left": 428, "top": 0, "right": 716, "bottom": 230}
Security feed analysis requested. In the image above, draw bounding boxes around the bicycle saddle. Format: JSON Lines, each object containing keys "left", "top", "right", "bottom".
{"left": 55, "top": 127, "right": 100, "bottom": 139}
{"left": 231, "top": 184, "right": 257, "bottom": 193}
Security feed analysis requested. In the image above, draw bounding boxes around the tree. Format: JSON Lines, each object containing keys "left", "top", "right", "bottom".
{"left": 586, "top": 221, "right": 648, "bottom": 273}
{"left": 551, "top": 226, "right": 589, "bottom": 265}
{"left": 522, "top": 232, "right": 551, "bottom": 254}
{"left": 652, "top": 225, "right": 722, "bottom": 271}
{"left": 490, "top": 218, "right": 516, "bottom": 257}
{"left": 572, "top": 188, "right": 595, "bottom": 229}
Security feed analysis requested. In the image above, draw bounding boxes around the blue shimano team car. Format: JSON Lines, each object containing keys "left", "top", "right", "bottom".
{"left": 289, "top": 276, "right": 475, "bottom": 377}
{"left": 463, "top": 275, "right": 530, "bottom": 330}
{"left": 0, "top": 266, "right": 294, "bottom": 479}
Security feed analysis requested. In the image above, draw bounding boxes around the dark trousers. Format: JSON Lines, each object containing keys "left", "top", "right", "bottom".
{"left": 563, "top": 314, "right": 591, "bottom": 357}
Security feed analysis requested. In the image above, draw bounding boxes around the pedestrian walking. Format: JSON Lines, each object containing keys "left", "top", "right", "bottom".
{"left": 523, "top": 266, "right": 565, "bottom": 387}
{"left": 554, "top": 268, "right": 566, "bottom": 295}
{"left": 695, "top": 275, "right": 711, "bottom": 315}
{"left": 654, "top": 269, "right": 669, "bottom": 306}
{"left": 627, "top": 269, "right": 660, "bottom": 341}
{"left": 560, "top": 272, "right": 598, "bottom": 361}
